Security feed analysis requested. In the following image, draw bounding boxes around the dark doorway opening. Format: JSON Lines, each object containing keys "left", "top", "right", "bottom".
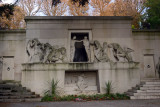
{"left": 71, "top": 33, "right": 89, "bottom": 62}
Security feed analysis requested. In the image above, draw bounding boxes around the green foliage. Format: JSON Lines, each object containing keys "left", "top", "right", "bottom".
{"left": 131, "top": 25, "right": 135, "bottom": 29}
{"left": 105, "top": 81, "right": 113, "bottom": 95}
{"left": 51, "top": 79, "right": 59, "bottom": 96}
{"left": 44, "top": 79, "right": 59, "bottom": 96}
{"left": 41, "top": 93, "right": 129, "bottom": 102}
{"left": 145, "top": 0, "right": 160, "bottom": 29}
{"left": 41, "top": 95, "right": 53, "bottom": 101}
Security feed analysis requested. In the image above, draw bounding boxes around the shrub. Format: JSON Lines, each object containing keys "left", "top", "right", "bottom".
{"left": 105, "top": 81, "right": 113, "bottom": 95}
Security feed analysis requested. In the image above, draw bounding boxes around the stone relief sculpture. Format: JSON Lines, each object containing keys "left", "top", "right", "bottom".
{"left": 82, "top": 36, "right": 90, "bottom": 62}
{"left": 26, "top": 38, "right": 67, "bottom": 63}
{"left": 26, "top": 38, "right": 42, "bottom": 62}
{"left": 93, "top": 40, "right": 110, "bottom": 62}
{"left": 70, "top": 36, "right": 76, "bottom": 62}
{"left": 76, "top": 73, "right": 88, "bottom": 93}
{"left": 156, "top": 57, "right": 160, "bottom": 78}
{"left": 108, "top": 43, "right": 134, "bottom": 62}
{"left": 92, "top": 40, "right": 134, "bottom": 63}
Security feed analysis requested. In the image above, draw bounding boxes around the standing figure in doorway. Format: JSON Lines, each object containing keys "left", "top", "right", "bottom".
{"left": 156, "top": 57, "right": 160, "bottom": 78}
{"left": 70, "top": 36, "right": 76, "bottom": 62}
{"left": 82, "top": 36, "right": 90, "bottom": 62}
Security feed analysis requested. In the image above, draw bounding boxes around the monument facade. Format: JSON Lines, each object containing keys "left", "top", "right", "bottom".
{"left": 0, "top": 16, "right": 160, "bottom": 96}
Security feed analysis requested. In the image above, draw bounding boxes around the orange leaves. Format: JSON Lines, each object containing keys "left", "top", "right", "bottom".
{"left": 90, "top": 0, "right": 111, "bottom": 16}
{"left": 0, "top": 6, "right": 25, "bottom": 29}
{"left": 41, "top": 0, "right": 67, "bottom": 16}
{"left": 68, "top": 0, "right": 89, "bottom": 16}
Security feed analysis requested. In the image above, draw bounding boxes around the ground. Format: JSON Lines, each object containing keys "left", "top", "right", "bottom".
{"left": 1, "top": 100, "right": 160, "bottom": 107}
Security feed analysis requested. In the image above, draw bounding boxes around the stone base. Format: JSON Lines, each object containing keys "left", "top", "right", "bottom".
{"left": 21, "top": 62, "right": 140, "bottom": 96}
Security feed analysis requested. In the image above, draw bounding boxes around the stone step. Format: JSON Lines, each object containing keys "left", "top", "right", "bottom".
{"left": 21, "top": 94, "right": 39, "bottom": 98}
{"left": 137, "top": 90, "right": 160, "bottom": 93}
{"left": 134, "top": 92, "right": 160, "bottom": 96}
{"left": 141, "top": 80, "right": 160, "bottom": 82}
{"left": 131, "top": 95, "right": 160, "bottom": 99}
{"left": 0, "top": 86, "right": 27, "bottom": 91}
{"left": 0, "top": 89, "right": 11, "bottom": 93}
{"left": 124, "top": 92, "right": 134, "bottom": 96}
{"left": 0, "top": 94, "right": 39, "bottom": 99}
{"left": 0, "top": 98, "right": 41, "bottom": 102}
{"left": 142, "top": 78, "right": 160, "bottom": 80}
{"left": 0, "top": 99, "right": 24, "bottom": 102}
{"left": 24, "top": 98, "right": 41, "bottom": 102}
{"left": 143, "top": 84, "right": 160, "bottom": 87}
{"left": 0, "top": 96, "right": 21, "bottom": 99}
{"left": 146, "top": 82, "right": 160, "bottom": 85}
{"left": 0, "top": 92, "right": 35, "bottom": 96}
{"left": 140, "top": 87, "right": 160, "bottom": 90}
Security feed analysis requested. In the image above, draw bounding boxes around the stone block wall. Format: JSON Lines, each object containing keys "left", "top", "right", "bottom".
{"left": 0, "top": 30, "right": 26, "bottom": 81}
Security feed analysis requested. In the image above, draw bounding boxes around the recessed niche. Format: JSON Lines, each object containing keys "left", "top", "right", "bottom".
{"left": 70, "top": 33, "right": 90, "bottom": 62}
{"left": 64, "top": 71, "right": 99, "bottom": 95}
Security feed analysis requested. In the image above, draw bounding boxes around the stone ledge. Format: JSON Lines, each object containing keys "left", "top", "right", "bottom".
{"left": 0, "top": 29, "right": 26, "bottom": 33}
{"left": 25, "top": 16, "right": 133, "bottom": 21}
{"left": 22, "top": 62, "right": 139, "bottom": 71}
{"left": 132, "top": 29, "right": 160, "bottom": 32}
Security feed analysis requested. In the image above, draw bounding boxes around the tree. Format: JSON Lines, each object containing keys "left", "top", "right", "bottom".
{"left": 18, "top": 0, "right": 42, "bottom": 16}
{"left": 145, "top": 0, "right": 160, "bottom": 29}
{"left": 0, "top": 0, "right": 25, "bottom": 29}
{"left": 71, "top": 0, "right": 88, "bottom": 6}
{"left": 0, "top": 5, "right": 25, "bottom": 29}
{"left": 41, "top": 0, "right": 67, "bottom": 16}
{"left": 52, "top": 0, "right": 61, "bottom": 6}
{"left": 90, "top": 0, "right": 112, "bottom": 16}
{"left": 111, "top": 0, "right": 146, "bottom": 28}
{"left": 68, "top": 0, "right": 89, "bottom": 16}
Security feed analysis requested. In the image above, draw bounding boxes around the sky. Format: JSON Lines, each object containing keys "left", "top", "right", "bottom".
{"left": 1, "top": 0, "right": 115, "bottom": 16}
{"left": 1, "top": 0, "right": 17, "bottom": 4}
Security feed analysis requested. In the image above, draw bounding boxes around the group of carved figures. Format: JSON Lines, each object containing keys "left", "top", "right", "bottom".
{"left": 26, "top": 38, "right": 67, "bottom": 63}
{"left": 70, "top": 36, "right": 134, "bottom": 63}
{"left": 93, "top": 40, "right": 134, "bottom": 62}
{"left": 26, "top": 38, "right": 134, "bottom": 63}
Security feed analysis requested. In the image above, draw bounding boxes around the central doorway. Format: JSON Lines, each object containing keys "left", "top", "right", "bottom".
{"left": 69, "top": 30, "right": 93, "bottom": 63}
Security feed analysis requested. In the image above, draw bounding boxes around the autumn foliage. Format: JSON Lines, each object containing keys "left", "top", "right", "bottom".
{"left": 0, "top": 4, "right": 25, "bottom": 29}
{"left": 0, "top": 0, "right": 147, "bottom": 29}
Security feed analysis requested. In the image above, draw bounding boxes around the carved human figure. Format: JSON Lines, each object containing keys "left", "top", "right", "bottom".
{"left": 82, "top": 36, "right": 90, "bottom": 62}
{"left": 47, "top": 47, "right": 67, "bottom": 63}
{"left": 26, "top": 38, "right": 44, "bottom": 62}
{"left": 93, "top": 40, "right": 110, "bottom": 62}
{"left": 70, "top": 36, "right": 76, "bottom": 62}
{"left": 156, "top": 57, "right": 160, "bottom": 78}
{"left": 76, "top": 74, "right": 88, "bottom": 92}
{"left": 102, "top": 42, "right": 110, "bottom": 62}
{"left": 108, "top": 43, "right": 134, "bottom": 62}
{"left": 43, "top": 43, "right": 53, "bottom": 63}
{"left": 57, "top": 47, "right": 67, "bottom": 63}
